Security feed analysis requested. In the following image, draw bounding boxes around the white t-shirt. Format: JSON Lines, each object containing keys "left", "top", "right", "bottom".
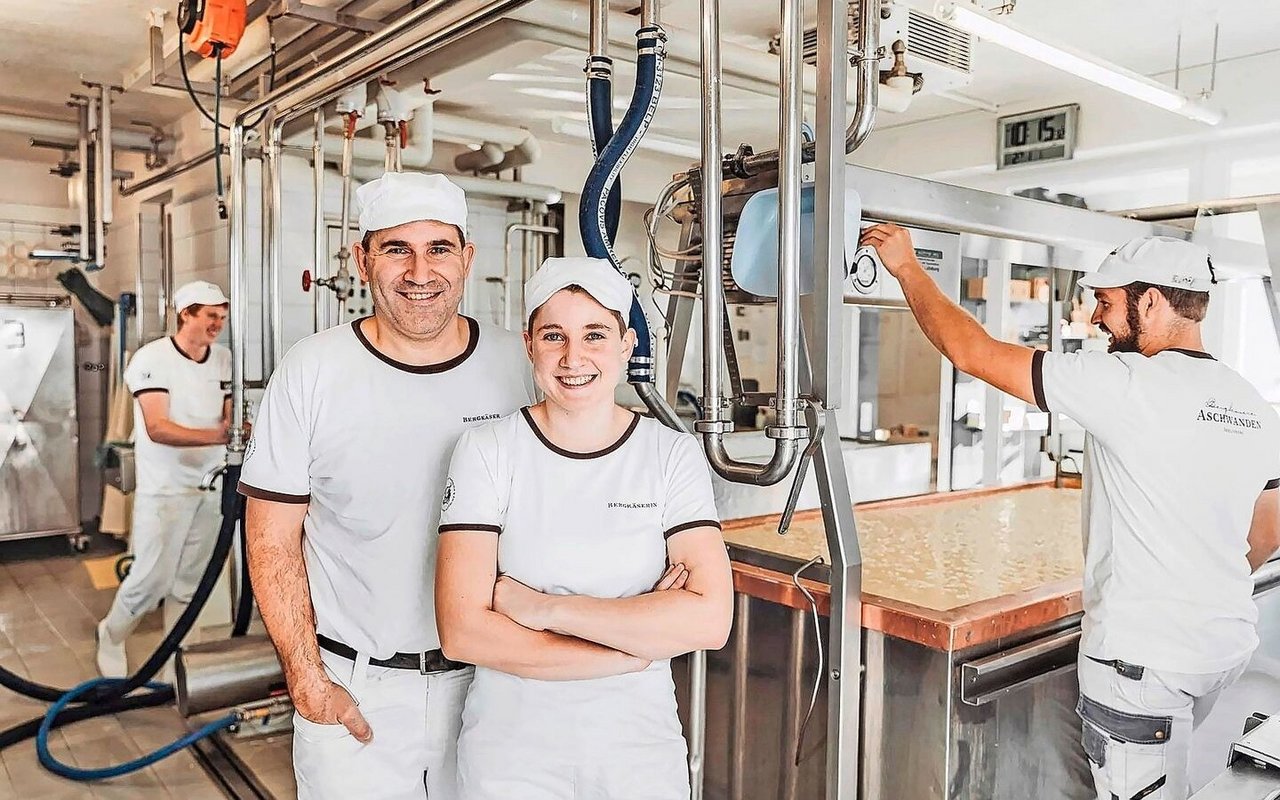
{"left": 124, "top": 337, "right": 231, "bottom": 494}
{"left": 1034, "top": 348, "right": 1280, "bottom": 673}
{"left": 439, "top": 410, "right": 721, "bottom": 751}
{"left": 238, "top": 317, "right": 534, "bottom": 658}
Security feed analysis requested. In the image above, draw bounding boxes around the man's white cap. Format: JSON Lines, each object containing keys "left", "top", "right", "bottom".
{"left": 173, "top": 280, "right": 229, "bottom": 311}
{"left": 356, "top": 172, "right": 467, "bottom": 237}
{"left": 524, "top": 257, "right": 634, "bottom": 326}
{"left": 1079, "top": 236, "right": 1215, "bottom": 293}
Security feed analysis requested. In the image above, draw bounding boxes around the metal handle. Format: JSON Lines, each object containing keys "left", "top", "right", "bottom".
{"left": 779, "top": 403, "right": 826, "bottom": 534}
{"left": 959, "top": 629, "right": 1080, "bottom": 706}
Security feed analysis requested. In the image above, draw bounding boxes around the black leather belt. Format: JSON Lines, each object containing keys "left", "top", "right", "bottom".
{"left": 317, "top": 634, "right": 470, "bottom": 674}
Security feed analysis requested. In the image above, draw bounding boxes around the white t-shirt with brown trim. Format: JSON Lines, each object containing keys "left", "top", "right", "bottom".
{"left": 238, "top": 317, "right": 534, "bottom": 658}
{"left": 1033, "top": 347, "right": 1280, "bottom": 673}
{"left": 124, "top": 337, "right": 230, "bottom": 494}
{"left": 438, "top": 409, "right": 720, "bottom": 754}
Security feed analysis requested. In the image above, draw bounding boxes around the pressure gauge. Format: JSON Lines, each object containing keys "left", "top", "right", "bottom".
{"left": 849, "top": 247, "right": 880, "bottom": 294}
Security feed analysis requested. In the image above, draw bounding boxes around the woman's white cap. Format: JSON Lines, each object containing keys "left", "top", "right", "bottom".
{"left": 524, "top": 257, "right": 634, "bottom": 327}
{"left": 1079, "top": 236, "right": 1215, "bottom": 293}
{"left": 356, "top": 172, "right": 467, "bottom": 236}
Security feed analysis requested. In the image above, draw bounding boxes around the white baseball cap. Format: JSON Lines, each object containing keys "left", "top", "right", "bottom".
{"left": 1079, "top": 236, "right": 1216, "bottom": 293}
{"left": 173, "top": 280, "right": 229, "bottom": 311}
{"left": 524, "top": 257, "right": 635, "bottom": 328}
{"left": 356, "top": 172, "right": 467, "bottom": 237}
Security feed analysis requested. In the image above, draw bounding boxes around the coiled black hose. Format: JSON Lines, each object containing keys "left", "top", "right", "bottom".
{"left": 0, "top": 465, "right": 244, "bottom": 751}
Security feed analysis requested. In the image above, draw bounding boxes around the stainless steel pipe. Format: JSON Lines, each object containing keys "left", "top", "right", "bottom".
{"left": 75, "top": 99, "right": 90, "bottom": 264}
{"left": 845, "top": 0, "right": 880, "bottom": 153}
{"left": 262, "top": 115, "right": 282, "bottom": 380}
{"left": 229, "top": 0, "right": 534, "bottom": 444}
{"left": 773, "top": 0, "right": 803, "bottom": 433}
{"left": 120, "top": 146, "right": 222, "bottom": 197}
{"left": 780, "top": 607, "right": 806, "bottom": 800}
{"left": 313, "top": 110, "right": 327, "bottom": 333}
{"left": 589, "top": 0, "right": 608, "bottom": 57}
{"left": 728, "top": 592, "right": 750, "bottom": 800}
{"left": 504, "top": 221, "right": 558, "bottom": 329}
{"left": 688, "top": 649, "right": 708, "bottom": 800}
{"left": 736, "top": 0, "right": 881, "bottom": 176}
{"left": 98, "top": 84, "right": 114, "bottom": 226}
{"left": 695, "top": 0, "right": 801, "bottom": 485}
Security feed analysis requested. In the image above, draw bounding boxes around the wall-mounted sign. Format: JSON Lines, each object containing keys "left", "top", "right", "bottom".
{"left": 997, "top": 104, "right": 1078, "bottom": 170}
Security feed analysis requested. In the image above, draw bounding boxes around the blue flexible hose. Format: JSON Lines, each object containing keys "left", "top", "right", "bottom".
{"left": 36, "top": 678, "right": 237, "bottom": 781}
{"left": 586, "top": 60, "right": 621, "bottom": 245}
{"left": 579, "top": 26, "right": 666, "bottom": 385}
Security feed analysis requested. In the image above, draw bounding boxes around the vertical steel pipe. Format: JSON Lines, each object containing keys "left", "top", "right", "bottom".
{"left": 261, "top": 115, "right": 282, "bottom": 380}
{"left": 846, "top": 0, "right": 880, "bottom": 152}
{"left": 688, "top": 649, "right": 708, "bottom": 800}
{"left": 696, "top": 0, "right": 727, "bottom": 439}
{"left": 696, "top": 0, "right": 800, "bottom": 484}
{"left": 780, "top": 607, "right": 805, "bottom": 800}
{"left": 728, "top": 592, "right": 750, "bottom": 800}
{"left": 228, "top": 123, "right": 248, "bottom": 455}
{"left": 75, "top": 100, "right": 90, "bottom": 264}
{"left": 589, "top": 0, "right": 608, "bottom": 57}
{"left": 774, "top": 0, "right": 803, "bottom": 432}
{"left": 98, "top": 84, "right": 114, "bottom": 226}
{"left": 313, "top": 110, "right": 327, "bottom": 334}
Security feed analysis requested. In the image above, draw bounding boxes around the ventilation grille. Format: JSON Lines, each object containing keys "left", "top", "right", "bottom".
{"left": 906, "top": 9, "right": 972, "bottom": 73}
{"left": 770, "top": 5, "right": 972, "bottom": 75}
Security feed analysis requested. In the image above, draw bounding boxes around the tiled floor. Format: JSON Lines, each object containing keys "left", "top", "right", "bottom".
{"left": 0, "top": 537, "right": 294, "bottom": 799}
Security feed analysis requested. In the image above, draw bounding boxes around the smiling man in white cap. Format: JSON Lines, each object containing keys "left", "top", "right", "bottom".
{"left": 97, "top": 280, "right": 233, "bottom": 678}
{"left": 860, "top": 225, "right": 1280, "bottom": 800}
{"left": 239, "top": 171, "right": 533, "bottom": 800}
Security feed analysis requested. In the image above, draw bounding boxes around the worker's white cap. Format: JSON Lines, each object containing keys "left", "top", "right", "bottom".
{"left": 173, "top": 280, "right": 229, "bottom": 311}
{"left": 524, "top": 257, "right": 635, "bottom": 327}
{"left": 356, "top": 172, "right": 468, "bottom": 237}
{"left": 1079, "top": 236, "right": 1215, "bottom": 293}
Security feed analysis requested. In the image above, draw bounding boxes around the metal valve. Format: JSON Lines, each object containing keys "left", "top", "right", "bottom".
{"left": 302, "top": 268, "right": 355, "bottom": 301}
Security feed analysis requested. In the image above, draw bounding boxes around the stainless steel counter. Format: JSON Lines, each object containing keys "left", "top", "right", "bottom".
{"left": 676, "top": 485, "right": 1280, "bottom": 799}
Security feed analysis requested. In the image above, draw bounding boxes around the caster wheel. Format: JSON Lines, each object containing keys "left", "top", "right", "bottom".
{"left": 71, "top": 536, "right": 90, "bottom": 553}
{"left": 115, "top": 555, "right": 135, "bottom": 582}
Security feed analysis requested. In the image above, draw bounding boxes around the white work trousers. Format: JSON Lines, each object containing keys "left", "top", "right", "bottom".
{"left": 1077, "top": 653, "right": 1248, "bottom": 800}
{"left": 102, "top": 491, "right": 222, "bottom": 642}
{"left": 292, "top": 649, "right": 472, "bottom": 800}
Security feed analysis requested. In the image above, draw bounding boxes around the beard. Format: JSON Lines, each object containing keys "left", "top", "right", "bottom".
{"left": 1102, "top": 300, "right": 1143, "bottom": 353}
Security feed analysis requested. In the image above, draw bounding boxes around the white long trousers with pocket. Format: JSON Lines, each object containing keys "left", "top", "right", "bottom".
{"left": 292, "top": 649, "right": 472, "bottom": 800}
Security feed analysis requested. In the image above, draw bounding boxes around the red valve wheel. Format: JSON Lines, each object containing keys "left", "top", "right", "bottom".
{"left": 302, "top": 269, "right": 312, "bottom": 291}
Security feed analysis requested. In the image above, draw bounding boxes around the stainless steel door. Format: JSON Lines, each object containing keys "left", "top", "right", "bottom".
{"left": 0, "top": 295, "right": 80, "bottom": 540}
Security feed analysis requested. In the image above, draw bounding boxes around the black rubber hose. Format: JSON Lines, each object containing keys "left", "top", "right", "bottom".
{"left": 231, "top": 496, "right": 252, "bottom": 637}
{"left": 0, "top": 466, "right": 243, "bottom": 708}
{"left": 0, "top": 689, "right": 175, "bottom": 751}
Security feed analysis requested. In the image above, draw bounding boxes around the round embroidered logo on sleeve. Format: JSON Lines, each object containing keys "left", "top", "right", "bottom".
{"left": 442, "top": 477, "right": 456, "bottom": 511}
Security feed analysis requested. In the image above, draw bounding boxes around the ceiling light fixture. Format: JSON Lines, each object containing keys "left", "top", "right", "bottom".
{"left": 934, "top": 2, "right": 1223, "bottom": 125}
{"left": 551, "top": 118, "right": 701, "bottom": 159}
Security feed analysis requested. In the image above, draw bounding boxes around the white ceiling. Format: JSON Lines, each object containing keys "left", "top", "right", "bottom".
{"left": 0, "top": 0, "right": 1278, "bottom": 170}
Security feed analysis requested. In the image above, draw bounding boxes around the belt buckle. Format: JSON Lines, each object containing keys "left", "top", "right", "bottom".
{"left": 419, "top": 651, "right": 428, "bottom": 675}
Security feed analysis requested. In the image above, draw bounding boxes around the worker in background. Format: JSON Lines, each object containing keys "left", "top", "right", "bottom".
{"left": 239, "top": 172, "right": 534, "bottom": 800}
{"left": 96, "top": 281, "right": 233, "bottom": 678}
{"left": 861, "top": 227, "right": 1280, "bottom": 800}
{"left": 435, "top": 257, "right": 733, "bottom": 799}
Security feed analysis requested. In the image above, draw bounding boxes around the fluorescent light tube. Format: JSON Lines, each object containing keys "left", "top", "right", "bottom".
{"left": 936, "top": 2, "right": 1223, "bottom": 125}
{"left": 552, "top": 118, "right": 702, "bottom": 159}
